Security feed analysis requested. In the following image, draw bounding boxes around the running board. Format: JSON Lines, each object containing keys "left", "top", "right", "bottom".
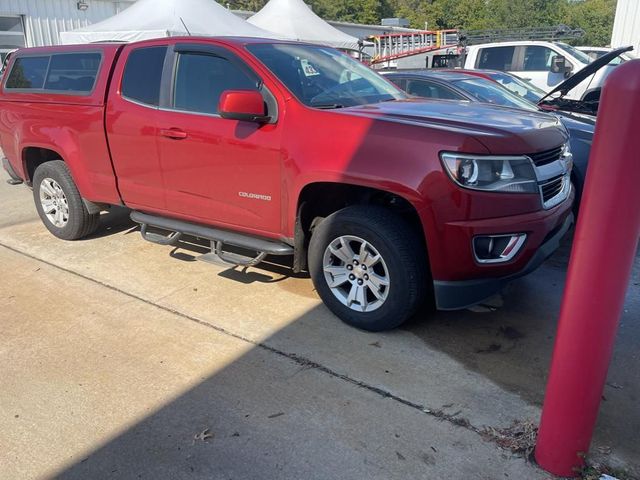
{"left": 197, "top": 240, "right": 268, "bottom": 267}
{"left": 130, "top": 211, "right": 293, "bottom": 265}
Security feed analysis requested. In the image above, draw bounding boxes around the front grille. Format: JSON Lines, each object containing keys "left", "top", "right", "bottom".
{"left": 540, "top": 175, "right": 564, "bottom": 203}
{"left": 528, "top": 146, "right": 563, "bottom": 166}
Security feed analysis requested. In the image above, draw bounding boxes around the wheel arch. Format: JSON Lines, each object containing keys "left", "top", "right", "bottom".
{"left": 22, "top": 145, "right": 65, "bottom": 185}
{"left": 292, "top": 181, "right": 429, "bottom": 274}
{"left": 22, "top": 146, "right": 106, "bottom": 214}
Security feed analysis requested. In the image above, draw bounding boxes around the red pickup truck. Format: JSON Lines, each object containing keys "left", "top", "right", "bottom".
{"left": 0, "top": 37, "right": 574, "bottom": 331}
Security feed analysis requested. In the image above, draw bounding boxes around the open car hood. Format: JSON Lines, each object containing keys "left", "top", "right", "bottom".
{"left": 538, "top": 45, "right": 634, "bottom": 103}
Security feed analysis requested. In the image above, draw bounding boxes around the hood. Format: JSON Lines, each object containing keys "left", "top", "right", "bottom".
{"left": 554, "top": 110, "right": 596, "bottom": 128}
{"left": 341, "top": 98, "right": 568, "bottom": 155}
{"left": 539, "top": 46, "right": 634, "bottom": 103}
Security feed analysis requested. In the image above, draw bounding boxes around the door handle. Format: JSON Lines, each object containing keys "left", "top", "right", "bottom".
{"left": 159, "top": 128, "right": 188, "bottom": 140}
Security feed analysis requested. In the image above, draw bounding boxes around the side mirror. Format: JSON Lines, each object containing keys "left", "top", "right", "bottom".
{"left": 218, "top": 90, "right": 270, "bottom": 123}
{"left": 550, "top": 55, "right": 567, "bottom": 74}
{"left": 563, "top": 62, "right": 574, "bottom": 78}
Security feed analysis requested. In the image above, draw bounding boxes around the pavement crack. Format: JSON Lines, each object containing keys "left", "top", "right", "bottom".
{"left": 0, "top": 242, "right": 492, "bottom": 446}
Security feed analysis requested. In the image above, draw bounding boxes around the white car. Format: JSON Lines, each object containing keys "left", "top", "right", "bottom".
{"left": 463, "top": 41, "right": 629, "bottom": 101}
{"left": 576, "top": 46, "right": 635, "bottom": 63}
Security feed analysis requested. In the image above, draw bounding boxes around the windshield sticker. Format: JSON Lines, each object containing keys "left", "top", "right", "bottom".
{"left": 301, "top": 59, "right": 320, "bottom": 77}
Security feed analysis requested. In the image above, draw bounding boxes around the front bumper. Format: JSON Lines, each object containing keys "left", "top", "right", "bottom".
{"left": 433, "top": 211, "right": 574, "bottom": 310}
{"left": 2, "top": 157, "right": 23, "bottom": 185}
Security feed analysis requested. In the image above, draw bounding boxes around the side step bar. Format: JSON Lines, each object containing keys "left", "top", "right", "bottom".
{"left": 131, "top": 211, "right": 293, "bottom": 265}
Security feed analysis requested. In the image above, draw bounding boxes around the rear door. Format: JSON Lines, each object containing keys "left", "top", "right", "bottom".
{"left": 153, "top": 42, "right": 283, "bottom": 235}
{"left": 106, "top": 42, "right": 169, "bottom": 210}
{"left": 474, "top": 45, "right": 517, "bottom": 72}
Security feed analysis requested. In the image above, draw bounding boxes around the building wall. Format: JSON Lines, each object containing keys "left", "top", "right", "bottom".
{"left": 0, "top": 0, "right": 133, "bottom": 47}
{"left": 611, "top": 0, "right": 640, "bottom": 56}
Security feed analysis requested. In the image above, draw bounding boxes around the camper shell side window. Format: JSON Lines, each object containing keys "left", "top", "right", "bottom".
{"left": 4, "top": 51, "right": 103, "bottom": 95}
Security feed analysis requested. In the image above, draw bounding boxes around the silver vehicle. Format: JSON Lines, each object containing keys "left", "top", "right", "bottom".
{"left": 0, "top": 49, "right": 17, "bottom": 76}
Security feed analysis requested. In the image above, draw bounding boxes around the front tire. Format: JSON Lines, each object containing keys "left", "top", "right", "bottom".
{"left": 33, "top": 160, "right": 100, "bottom": 240}
{"left": 308, "top": 206, "right": 428, "bottom": 331}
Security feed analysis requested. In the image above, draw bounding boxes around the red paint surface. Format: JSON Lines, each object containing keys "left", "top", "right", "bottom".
{"left": 535, "top": 60, "right": 640, "bottom": 476}
{"left": 219, "top": 90, "right": 265, "bottom": 116}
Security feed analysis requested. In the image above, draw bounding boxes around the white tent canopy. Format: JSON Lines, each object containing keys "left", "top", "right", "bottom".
{"left": 248, "top": 0, "right": 363, "bottom": 51}
{"left": 60, "top": 0, "right": 275, "bottom": 44}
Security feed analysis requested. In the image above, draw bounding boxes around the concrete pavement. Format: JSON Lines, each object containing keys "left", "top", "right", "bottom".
{"left": 1, "top": 245, "right": 550, "bottom": 480}
{"left": 0, "top": 174, "right": 638, "bottom": 479}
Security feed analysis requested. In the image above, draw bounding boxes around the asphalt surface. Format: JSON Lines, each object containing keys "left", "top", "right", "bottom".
{"left": 0, "top": 171, "right": 638, "bottom": 479}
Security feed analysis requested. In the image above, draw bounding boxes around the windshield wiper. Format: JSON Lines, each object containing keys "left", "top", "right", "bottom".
{"left": 312, "top": 103, "right": 345, "bottom": 109}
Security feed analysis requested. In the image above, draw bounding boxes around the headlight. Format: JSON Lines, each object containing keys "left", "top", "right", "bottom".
{"left": 440, "top": 152, "right": 538, "bottom": 194}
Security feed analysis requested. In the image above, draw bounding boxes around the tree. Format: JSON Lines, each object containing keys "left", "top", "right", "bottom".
{"left": 225, "top": 0, "right": 617, "bottom": 47}
{"left": 481, "top": 0, "right": 566, "bottom": 29}
{"left": 227, "top": 0, "right": 267, "bottom": 12}
{"left": 452, "top": 0, "right": 491, "bottom": 30}
{"left": 562, "top": 0, "right": 617, "bottom": 46}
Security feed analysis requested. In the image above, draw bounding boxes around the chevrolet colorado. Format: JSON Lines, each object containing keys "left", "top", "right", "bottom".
{"left": 0, "top": 37, "right": 574, "bottom": 331}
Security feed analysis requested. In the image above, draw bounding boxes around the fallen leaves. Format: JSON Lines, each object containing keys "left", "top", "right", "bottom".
{"left": 193, "top": 428, "right": 214, "bottom": 443}
{"left": 481, "top": 419, "right": 538, "bottom": 458}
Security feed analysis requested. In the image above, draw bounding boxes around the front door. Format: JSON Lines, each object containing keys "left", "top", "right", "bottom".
{"left": 155, "top": 44, "right": 283, "bottom": 236}
{"left": 511, "top": 45, "right": 568, "bottom": 92}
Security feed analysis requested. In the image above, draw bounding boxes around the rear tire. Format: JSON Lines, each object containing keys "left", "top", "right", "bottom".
{"left": 33, "top": 160, "right": 100, "bottom": 240}
{"left": 308, "top": 205, "right": 428, "bottom": 331}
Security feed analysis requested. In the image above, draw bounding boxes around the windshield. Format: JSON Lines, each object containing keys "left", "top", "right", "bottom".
{"left": 452, "top": 77, "right": 538, "bottom": 111}
{"left": 555, "top": 42, "right": 593, "bottom": 65}
{"left": 583, "top": 49, "right": 628, "bottom": 65}
{"left": 485, "top": 71, "right": 546, "bottom": 103}
{"left": 246, "top": 43, "right": 405, "bottom": 108}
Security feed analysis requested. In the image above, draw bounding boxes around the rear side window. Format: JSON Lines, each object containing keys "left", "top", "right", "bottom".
{"left": 172, "top": 53, "right": 257, "bottom": 115}
{"left": 387, "top": 77, "right": 407, "bottom": 91}
{"left": 121, "top": 46, "right": 167, "bottom": 106}
{"left": 6, "top": 56, "right": 49, "bottom": 89}
{"left": 5, "top": 52, "right": 101, "bottom": 92}
{"left": 476, "top": 46, "right": 516, "bottom": 70}
{"left": 406, "top": 79, "right": 463, "bottom": 100}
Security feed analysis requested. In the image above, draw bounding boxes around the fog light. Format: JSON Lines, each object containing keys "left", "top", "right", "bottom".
{"left": 473, "top": 233, "right": 527, "bottom": 264}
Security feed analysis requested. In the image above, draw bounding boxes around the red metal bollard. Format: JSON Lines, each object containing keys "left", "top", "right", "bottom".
{"left": 535, "top": 59, "right": 640, "bottom": 476}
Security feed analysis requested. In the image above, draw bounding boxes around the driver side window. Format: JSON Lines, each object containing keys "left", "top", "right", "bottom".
{"left": 173, "top": 53, "right": 258, "bottom": 115}
{"left": 521, "top": 46, "right": 558, "bottom": 72}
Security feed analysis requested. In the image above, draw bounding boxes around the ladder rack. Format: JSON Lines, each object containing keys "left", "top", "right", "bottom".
{"left": 458, "top": 25, "right": 585, "bottom": 46}
{"left": 368, "top": 25, "right": 585, "bottom": 65}
{"left": 368, "top": 29, "right": 458, "bottom": 64}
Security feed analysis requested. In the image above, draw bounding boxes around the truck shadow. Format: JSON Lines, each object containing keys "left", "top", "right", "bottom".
{"left": 83, "top": 206, "right": 137, "bottom": 240}
{"left": 165, "top": 234, "right": 309, "bottom": 283}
